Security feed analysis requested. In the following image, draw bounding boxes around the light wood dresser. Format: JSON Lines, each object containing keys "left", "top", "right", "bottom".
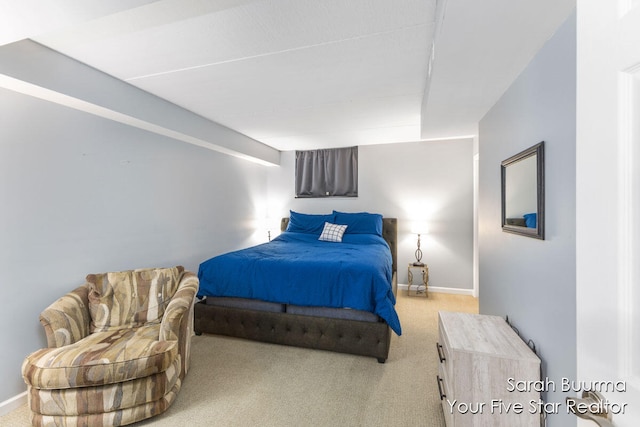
{"left": 436, "top": 311, "right": 541, "bottom": 426}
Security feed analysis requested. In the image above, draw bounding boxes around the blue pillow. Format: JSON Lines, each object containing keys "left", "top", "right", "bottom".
{"left": 523, "top": 213, "right": 537, "bottom": 228}
{"left": 333, "top": 210, "right": 383, "bottom": 236}
{"left": 286, "top": 210, "right": 335, "bottom": 235}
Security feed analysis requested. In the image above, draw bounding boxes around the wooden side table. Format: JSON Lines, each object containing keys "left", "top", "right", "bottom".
{"left": 407, "top": 263, "right": 428, "bottom": 297}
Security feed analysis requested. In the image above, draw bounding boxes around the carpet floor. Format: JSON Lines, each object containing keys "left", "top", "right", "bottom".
{"left": 1, "top": 291, "right": 478, "bottom": 427}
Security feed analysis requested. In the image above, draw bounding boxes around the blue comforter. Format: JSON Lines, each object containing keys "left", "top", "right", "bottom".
{"left": 197, "top": 231, "right": 401, "bottom": 335}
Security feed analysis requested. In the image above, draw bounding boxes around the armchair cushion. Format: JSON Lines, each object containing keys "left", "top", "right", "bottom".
{"left": 87, "top": 266, "right": 184, "bottom": 333}
{"left": 23, "top": 324, "right": 177, "bottom": 389}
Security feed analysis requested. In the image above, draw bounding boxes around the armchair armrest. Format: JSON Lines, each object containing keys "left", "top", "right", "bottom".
{"left": 160, "top": 271, "right": 199, "bottom": 342}
{"left": 39, "top": 285, "right": 91, "bottom": 348}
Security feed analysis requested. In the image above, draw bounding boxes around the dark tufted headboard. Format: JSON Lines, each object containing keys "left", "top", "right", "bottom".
{"left": 280, "top": 217, "right": 398, "bottom": 273}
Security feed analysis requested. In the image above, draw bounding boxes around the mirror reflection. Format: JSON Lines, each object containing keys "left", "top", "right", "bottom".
{"left": 504, "top": 155, "right": 537, "bottom": 228}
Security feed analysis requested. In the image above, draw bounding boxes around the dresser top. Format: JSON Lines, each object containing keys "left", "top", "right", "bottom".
{"left": 439, "top": 311, "right": 540, "bottom": 361}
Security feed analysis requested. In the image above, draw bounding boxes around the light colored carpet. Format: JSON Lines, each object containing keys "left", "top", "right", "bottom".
{"left": 1, "top": 292, "right": 477, "bottom": 427}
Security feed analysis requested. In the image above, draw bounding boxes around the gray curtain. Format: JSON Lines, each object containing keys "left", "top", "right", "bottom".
{"left": 295, "top": 146, "right": 358, "bottom": 197}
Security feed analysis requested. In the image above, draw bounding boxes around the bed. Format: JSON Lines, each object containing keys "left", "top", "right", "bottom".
{"left": 194, "top": 211, "right": 400, "bottom": 363}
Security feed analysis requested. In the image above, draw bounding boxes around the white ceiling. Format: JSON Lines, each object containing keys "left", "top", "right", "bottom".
{"left": 1, "top": 0, "right": 576, "bottom": 151}
{"left": 421, "top": 0, "right": 576, "bottom": 139}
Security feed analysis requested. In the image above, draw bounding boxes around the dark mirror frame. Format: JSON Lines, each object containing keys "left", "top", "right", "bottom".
{"left": 501, "top": 141, "right": 545, "bottom": 239}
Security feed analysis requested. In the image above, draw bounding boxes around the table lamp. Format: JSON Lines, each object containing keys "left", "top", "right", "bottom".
{"left": 411, "top": 222, "right": 429, "bottom": 266}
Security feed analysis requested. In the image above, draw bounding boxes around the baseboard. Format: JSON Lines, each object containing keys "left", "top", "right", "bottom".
{"left": 398, "top": 283, "right": 475, "bottom": 296}
{"left": 0, "top": 391, "right": 27, "bottom": 416}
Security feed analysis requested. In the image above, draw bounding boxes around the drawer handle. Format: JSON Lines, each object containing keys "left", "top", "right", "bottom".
{"left": 436, "top": 343, "right": 446, "bottom": 362}
{"left": 437, "top": 375, "right": 446, "bottom": 400}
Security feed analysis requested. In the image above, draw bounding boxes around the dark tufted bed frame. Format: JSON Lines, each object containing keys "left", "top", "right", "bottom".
{"left": 194, "top": 217, "right": 398, "bottom": 363}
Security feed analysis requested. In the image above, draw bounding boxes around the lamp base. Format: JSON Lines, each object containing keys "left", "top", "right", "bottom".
{"left": 412, "top": 262, "right": 425, "bottom": 267}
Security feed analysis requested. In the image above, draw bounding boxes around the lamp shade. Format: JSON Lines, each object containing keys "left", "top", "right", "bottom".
{"left": 261, "top": 217, "right": 280, "bottom": 231}
{"left": 411, "top": 221, "right": 429, "bottom": 235}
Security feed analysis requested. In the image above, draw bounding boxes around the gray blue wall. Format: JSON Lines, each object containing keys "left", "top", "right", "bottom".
{"left": 0, "top": 87, "right": 270, "bottom": 404}
{"left": 478, "top": 11, "right": 576, "bottom": 427}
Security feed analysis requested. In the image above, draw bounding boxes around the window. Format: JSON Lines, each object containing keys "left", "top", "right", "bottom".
{"left": 295, "top": 146, "right": 358, "bottom": 198}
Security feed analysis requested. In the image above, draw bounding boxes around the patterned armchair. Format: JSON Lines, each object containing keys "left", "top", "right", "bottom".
{"left": 22, "top": 266, "right": 199, "bottom": 427}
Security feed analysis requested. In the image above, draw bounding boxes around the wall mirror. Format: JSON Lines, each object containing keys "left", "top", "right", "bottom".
{"left": 501, "top": 141, "right": 545, "bottom": 239}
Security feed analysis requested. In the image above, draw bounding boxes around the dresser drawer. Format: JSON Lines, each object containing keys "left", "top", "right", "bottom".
{"left": 438, "top": 364, "right": 453, "bottom": 427}
{"left": 437, "top": 319, "right": 454, "bottom": 390}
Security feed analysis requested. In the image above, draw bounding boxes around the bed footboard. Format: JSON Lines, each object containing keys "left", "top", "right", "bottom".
{"left": 194, "top": 303, "right": 391, "bottom": 363}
